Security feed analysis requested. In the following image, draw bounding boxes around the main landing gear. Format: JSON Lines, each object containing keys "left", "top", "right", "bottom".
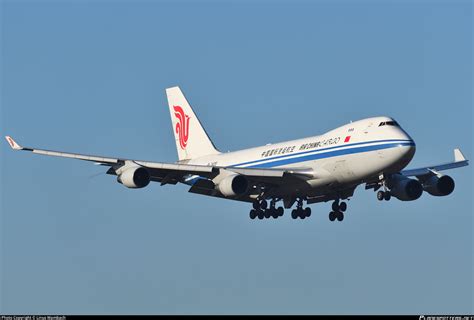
{"left": 250, "top": 198, "right": 352, "bottom": 222}
{"left": 249, "top": 198, "right": 311, "bottom": 220}
{"left": 328, "top": 199, "right": 347, "bottom": 222}
{"left": 249, "top": 199, "right": 284, "bottom": 220}
{"left": 291, "top": 198, "right": 311, "bottom": 220}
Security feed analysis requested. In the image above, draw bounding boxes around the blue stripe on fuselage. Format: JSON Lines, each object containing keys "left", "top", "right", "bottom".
{"left": 232, "top": 139, "right": 413, "bottom": 168}
{"left": 231, "top": 140, "right": 415, "bottom": 169}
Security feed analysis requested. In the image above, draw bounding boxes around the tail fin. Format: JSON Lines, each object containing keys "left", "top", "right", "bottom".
{"left": 166, "top": 86, "right": 220, "bottom": 161}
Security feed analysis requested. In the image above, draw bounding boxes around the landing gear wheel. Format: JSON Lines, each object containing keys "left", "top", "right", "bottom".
{"left": 291, "top": 210, "right": 298, "bottom": 219}
{"left": 249, "top": 209, "right": 257, "bottom": 219}
{"left": 337, "top": 212, "right": 344, "bottom": 221}
{"left": 332, "top": 201, "right": 340, "bottom": 212}
{"left": 257, "top": 210, "right": 264, "bottom": 220}
{"left": 264, "top": 209, "right": 271, "bottom": 219}
{"left": 384, "top": 192, "right": 391, "bottom": 201}
{"left": 304, "top": 207, "right": 311, "bottom": 217}
{"left": 271, "top": 209, "right": 279, "bottom": 219}
{"left": 252, "top": 201, "right": 260, "bottom": 210}
{"left": 260, "top": 200, "right": 268, "bottom": 210}
{"left": 299, "top": 211, "right": 306, "bottom": 220}
{"left": 377, "top": 191, "right": 385, "bottom": 201}
{"left": 329, "top": 211, "right": 336, "bottom": 221}
{"left": 339, "top": 202, "right": 347, "bottom": 212}
{"left": 277, "top": 207, "right": 284, "bottom": 217}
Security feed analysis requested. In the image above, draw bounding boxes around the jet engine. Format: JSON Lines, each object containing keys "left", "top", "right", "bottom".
{"left": 422, "top": 175, "right": 455, "bottom": 196}
{"left": 217, "top": 174, "right": 249, "bottom": 197}
{"left": 388, "top": 174, "right": 423, "bottom": 201}
{"left": 117, "top": 166, "right": 150, "bottom": 189}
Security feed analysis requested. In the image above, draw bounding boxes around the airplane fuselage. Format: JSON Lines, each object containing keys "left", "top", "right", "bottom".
{"left": 186, "top": 116, "right": 416, "bottom": 198}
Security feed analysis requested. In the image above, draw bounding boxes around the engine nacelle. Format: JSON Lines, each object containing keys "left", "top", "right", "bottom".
{"left": 117, "top": 166, "right": 150, "bottom": 189}
{"left": 388, "top": 175, "right": 423, "bottom": 201}
{"left": 422, "top": 175, "right": 455, "bottom": 196}
{"left": 217, "top": 174, "right": 249, "bottom": 197}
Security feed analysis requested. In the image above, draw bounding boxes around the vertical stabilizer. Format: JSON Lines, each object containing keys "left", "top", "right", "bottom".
{"left": 166, "top": 86, "right": 220, "bottom": 161}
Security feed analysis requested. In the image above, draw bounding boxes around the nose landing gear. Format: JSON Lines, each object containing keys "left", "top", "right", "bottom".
{"left": 377, "top": 190, "right": 391, "bottom": 201}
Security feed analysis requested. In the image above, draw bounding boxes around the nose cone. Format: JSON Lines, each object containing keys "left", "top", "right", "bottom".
{"left": 398, "top": 139, "right": 416, "bottom": 169}
{"left": 403, "top": 143, "right": 416, "bottom": 161}
{"left": 392, "top": 125, "right": 416, "bottom": 168}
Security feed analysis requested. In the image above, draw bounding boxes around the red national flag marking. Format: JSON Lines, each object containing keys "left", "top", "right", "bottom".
{"left": 344, "top": 136, "right": 351, "bottom": 143}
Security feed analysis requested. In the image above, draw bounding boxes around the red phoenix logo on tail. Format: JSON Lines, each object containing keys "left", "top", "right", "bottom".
{"left": 173, "top": 105, "right": 190, "bottom": 149}
{"left": 7, "top": 136, "right": 15, "bottom": 148}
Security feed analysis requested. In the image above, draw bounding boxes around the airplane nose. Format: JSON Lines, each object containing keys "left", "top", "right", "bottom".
{"left": 400, "top": 140, "right": 416, "bottom": 164}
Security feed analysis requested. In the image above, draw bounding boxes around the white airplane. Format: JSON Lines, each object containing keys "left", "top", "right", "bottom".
{"left": 5, "top": 86, "right": 469, "bottom": 221}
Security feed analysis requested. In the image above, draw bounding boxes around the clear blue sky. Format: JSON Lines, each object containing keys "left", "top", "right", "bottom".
{"left": 1, "top": 0, "right": 472, "bottom": 315}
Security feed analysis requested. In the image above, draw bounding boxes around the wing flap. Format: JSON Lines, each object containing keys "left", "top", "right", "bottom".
{"left": 226, "top": 167, "right": 315, "bottom": 180}
{"left": 31, "top": 149, "right": 119, "bottom": 164}
{"left": 135, "top": 161, "right": 217, "bottom": 175}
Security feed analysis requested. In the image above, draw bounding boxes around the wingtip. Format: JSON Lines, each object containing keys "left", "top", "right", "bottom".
{"left": 5, "top": 136, "right": 23, "bottom": 150}
{"left": 454, "top": 148, "right": 466, "bottom": 162}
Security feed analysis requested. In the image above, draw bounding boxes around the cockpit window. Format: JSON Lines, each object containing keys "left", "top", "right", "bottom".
{"left": 379, "top": 121, "right": 399, "bottom": 127}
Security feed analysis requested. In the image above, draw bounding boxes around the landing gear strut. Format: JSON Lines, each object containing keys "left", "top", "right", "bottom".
{"left": 250, "top": 198, "right": 284, "bottom": 220}
{"left": 329, "top": 199, "right": 347, "bottom": 222}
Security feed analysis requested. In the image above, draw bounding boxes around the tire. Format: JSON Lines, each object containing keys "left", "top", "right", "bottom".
{"left": 249, "top": 209, "right": 257, "bottom": 219}
{"left": 377, "top": 191, "right": 385, "bottom": 201}
{"left": 384, "top": 192, "right": 391, "bottom": 201}
{"left": 339, "top": 202, "right": 347, "bottom": 212}
{"left": 260, "top": 200, "right": 268, "bottom": 210}
{"left": 252, "top": 201, "right": 260, "bottom": 210}
{"left": 271, "top": 209, "right": 279, "bottom": 219}
{"left": 337, "top": 212, "right": 344, "bottom": 221}
{"left": 264, "top": 209, "right": 271, "bottom": 219}
{"left": 257, "top": 210, "right": 264, "bottom": 220}
{"left": 304, "top": 207, "right": 311, "bottom": 217}
{"left": 332, "top": 201, "right": 339, "bottom": 212}
{"left": 329, "top": 211, "right": 336, "bottom": 221}
{"left": 277, "top": 207, "right": 284, "bottom": 216}
{"left": 291, "top": 210, "right": 298, "bottom": 219}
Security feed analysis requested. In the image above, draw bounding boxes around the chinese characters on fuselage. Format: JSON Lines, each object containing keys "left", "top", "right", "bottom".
{"left": 261, "top": 145, "right": 296, "bottom": 158}
{"left": 261, "top": 137, "right": 341, "bottom": 158}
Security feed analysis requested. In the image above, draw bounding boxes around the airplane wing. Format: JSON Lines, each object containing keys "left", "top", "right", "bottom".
{"left": 5, "top": 136, "right": 217, "bottom": 180}
{"left": 400, "top": 148, "right": 469, "bottom": 177}
{"left": 5, "top": 136, "right": 313, "bottom": 191}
